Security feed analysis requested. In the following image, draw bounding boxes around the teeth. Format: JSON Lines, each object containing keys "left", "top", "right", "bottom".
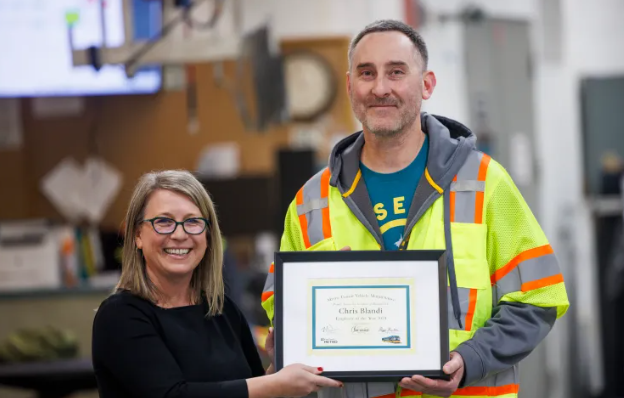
{"left": 165, "top": 248, "right": 190, "bottom": 255}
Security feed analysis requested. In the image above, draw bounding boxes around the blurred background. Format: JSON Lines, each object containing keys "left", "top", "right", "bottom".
{"left": 0, "top": 0, "right": 622, "bottom": 397}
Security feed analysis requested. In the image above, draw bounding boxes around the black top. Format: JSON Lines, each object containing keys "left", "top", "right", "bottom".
{"left": 92, "top": 291, "right": 265, "bottom": 398}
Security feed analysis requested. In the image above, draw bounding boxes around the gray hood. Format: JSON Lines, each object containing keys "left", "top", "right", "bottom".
{"left": 327, "top": 112, "right": 476, "bottom": 249}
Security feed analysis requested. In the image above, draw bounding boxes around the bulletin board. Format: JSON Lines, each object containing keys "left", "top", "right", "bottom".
{"left": 0, "top": 37, "right": 354, "bottom": 230}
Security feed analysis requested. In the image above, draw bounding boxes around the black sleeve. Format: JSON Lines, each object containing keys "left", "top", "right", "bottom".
{"left": 92, "top": 299, "right": 250, "bottom": 398}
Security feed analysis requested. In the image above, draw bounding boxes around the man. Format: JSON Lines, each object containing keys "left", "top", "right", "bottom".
{"left": 261, "top": 19, "right": 569, "bottom": 398}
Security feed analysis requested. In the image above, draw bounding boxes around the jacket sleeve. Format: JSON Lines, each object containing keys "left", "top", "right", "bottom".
{"left": 260, "top": 198, "right": 306, "bottom": 325}
{"left": 454, "top": 160, "right": 570, "bottom": 386}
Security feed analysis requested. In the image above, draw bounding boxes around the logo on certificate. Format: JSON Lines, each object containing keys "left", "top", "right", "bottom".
{"left": 382, "top": 335, "right": 401, "bottom": 344}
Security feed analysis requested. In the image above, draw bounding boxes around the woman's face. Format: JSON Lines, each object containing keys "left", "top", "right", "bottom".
{"left": 135, "top": 189, "right": 208, "bottom": 282}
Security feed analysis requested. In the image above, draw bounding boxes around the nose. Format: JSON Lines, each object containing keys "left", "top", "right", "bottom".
{"left": 371, "top": 76, "right": 391, "bottom": 98}
{"left": 170, "top": 223, "right": 188, "bottom": 240}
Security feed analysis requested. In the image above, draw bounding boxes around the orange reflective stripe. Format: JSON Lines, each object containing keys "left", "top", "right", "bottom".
{"left": 450, "top": 175, "right": 457, "bottom": 222}
{"left": 261, "top": 291, "right": 274, "bottom": 302}
{"left": 269, "top": 263, "right": 274, "bottom": 273}
{"left": 374, "top": 394, "right": 397, "bottom": 398}
{"left": 491, "top": 244, "right": 554, "bottom": 284}
{"left": 455, "top": 383, "right": 519, "bottom": 396}
{"left": 296, "top": 187, "right": 311, "bottom": 248}
{"left": 474, "top": 154, "right": 491, "bottom": 224}
{"left": 400, "top": 389, "right": 423, "bottom": 396}
{"left": 320, "top": 168, "right": 332, "bottom": 239}
{"left": 465, "top": 288, "right": 478, "bottom": 331}
{"left": 522, "top": 273, "right": 564, "bottom": 292}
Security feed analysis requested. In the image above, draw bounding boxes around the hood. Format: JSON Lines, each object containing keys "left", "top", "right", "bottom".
{"left": 328, "top": 112, "right": 477, "bottom": 192}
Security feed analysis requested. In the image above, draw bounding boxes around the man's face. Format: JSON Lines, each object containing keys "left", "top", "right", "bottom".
{"left": 347, "top": 31, "right": 434, "bottom": 138}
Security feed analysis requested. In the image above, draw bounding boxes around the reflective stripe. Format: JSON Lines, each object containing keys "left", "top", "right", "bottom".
{"left": 465, "top": 288, "right": 478, "bottom": 332}
{"left": 297, "top": 168, "right": 332, "bottom": 248}
{"left": 320, "top": 168, "right": 332, "bottom": 240}
{"left": 455, "top": 384, "right": 519, "bottom": 396}
{"left": 261, "top": 263, "right": 275, "bottom": 302}
{"left": 297, "top": 197, "right": 328, "bottom": 216}
{"left": 399, "top": 366, "right": 518, "bottom": 397}
{"left": 522, "top": 273, "right": 564, "bottom": 292}
{"left": 491, "top": 245, "right": 561, "bottom": 301}
{"left": 450, "top": 175, "right": 457, "bottom": 222}
{"left": 261, "top": 291, "right": 273, "bottom": 302}
{"left": 474, "top": 154, "right": 491, "bottom": 224}
{"left": 452, "top": 180, "right": 486, "bottom": 192}
{"left": 296, "top": 187, "right": 311, "bottom": 248}
{"left": 451, "top": 152, "right": 490, "bottom": 224}
{"left": 447, "top": 287, "right": 478, "bottom": 331}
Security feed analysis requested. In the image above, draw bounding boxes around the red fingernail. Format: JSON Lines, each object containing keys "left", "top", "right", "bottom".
{"left": 318, "top": 367, "right": 323, "bottom": 371}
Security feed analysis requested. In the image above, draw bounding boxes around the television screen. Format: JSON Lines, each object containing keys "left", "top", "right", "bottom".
{"left": 0, "top": 0, "right": 162, "bottom": 97}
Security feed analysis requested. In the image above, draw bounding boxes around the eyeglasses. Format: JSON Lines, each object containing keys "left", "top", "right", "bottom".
{"left": 142, "top": 217, "right": 209, "bottom": 235}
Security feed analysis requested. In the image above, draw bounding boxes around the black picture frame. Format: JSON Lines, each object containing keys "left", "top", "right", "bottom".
{"left": 273, "top": 250, "right": 450, "bottom": 383}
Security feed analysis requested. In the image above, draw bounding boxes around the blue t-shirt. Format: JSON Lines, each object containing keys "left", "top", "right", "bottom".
{"left": 360, "top": 135, "right": 428, "bottom": 250}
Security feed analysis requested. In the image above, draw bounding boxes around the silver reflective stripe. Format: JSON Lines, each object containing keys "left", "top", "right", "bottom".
{"left": 303, "top": 169, "right": 327, "bottom": 247}
{"left": 471, "top": 364, "right": 518, "bottom": 387}
{"left": 448, "top": 287, "right": 471, "bottom": 330}
{"left": 454, "top": 190, "right": 477, "bottom": 223}
{"left": 456, "top": 151, "right": 482, "bottom": 180}
{"left": 263, "top": 272, "right": 274, "bottom": 294}
{"left": 297, "top": 197, "right": 329, "bottom": 216}
{"left": 317, "top": 382, "right": 395, "bottom": 398}
{"left": 494, "top": 253, "right": 560, "bottom": 302}
{"left": 452, "top": 151, "right": 485, "bottom": 223}
{"left": 451, "top": 180, "right": 485, "bottom": 192}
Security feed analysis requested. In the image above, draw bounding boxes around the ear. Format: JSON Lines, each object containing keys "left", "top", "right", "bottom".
{"left": 346, "top": 71, "right": 352, "bottom": 99}
{"left": 422, "top": 70, "right": 437, "bottom": 100}
{"left": 135, "top": 228, "right": 144, "bottom": 250}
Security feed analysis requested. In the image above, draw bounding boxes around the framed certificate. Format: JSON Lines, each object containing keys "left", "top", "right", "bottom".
{"left": 273, "top": 250, "right": 449, "bottom": 382}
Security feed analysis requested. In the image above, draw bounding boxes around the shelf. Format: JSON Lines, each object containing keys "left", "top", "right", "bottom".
{"left": 0, "top": 285, "right": 115, "bottom": 301}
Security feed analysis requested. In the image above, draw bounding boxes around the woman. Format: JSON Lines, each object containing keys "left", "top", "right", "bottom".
{"left": 92, "top": 170, "right": 341, "bottom": 398}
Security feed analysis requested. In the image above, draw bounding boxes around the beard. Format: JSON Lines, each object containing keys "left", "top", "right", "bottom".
{"left": 351, "top": 95, "right": 421, "bottom": 138}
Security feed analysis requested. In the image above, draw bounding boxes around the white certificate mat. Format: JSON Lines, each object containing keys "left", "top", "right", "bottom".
{"left": 309, "top": 279, "right": 414, "bottom": 352}
{"left": 275, "top": 251, "right": 447, "bottom": 378}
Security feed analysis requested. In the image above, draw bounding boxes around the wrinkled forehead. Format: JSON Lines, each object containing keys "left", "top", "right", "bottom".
{"left": 350, "top": 31, "right": 421, "bottom": 70}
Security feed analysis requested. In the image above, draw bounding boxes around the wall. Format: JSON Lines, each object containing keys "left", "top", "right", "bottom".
{"left": 418, "top": 1, "right": 624, "bottom": 397}
{"left": 535, "top": 1, "right": 624, "bottom": 396}
{"left": 0, "top": 37, "right": 354, "bottom": 229}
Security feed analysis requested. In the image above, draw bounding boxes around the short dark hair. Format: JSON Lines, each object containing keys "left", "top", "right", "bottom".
{"left": 348, "top": 19, "right": 429, "bottom": 70}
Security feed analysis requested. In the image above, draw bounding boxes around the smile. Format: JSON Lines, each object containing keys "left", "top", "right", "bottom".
{"left": 164, "top": 248, "right": 191, "bottom": 255}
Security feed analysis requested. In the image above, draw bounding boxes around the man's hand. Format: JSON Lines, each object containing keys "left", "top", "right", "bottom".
{"left": 398, "top": 351, "right": 464, "bottom": 397}
{"left": 265, "top": 327, "right": 275, "bottom": 366}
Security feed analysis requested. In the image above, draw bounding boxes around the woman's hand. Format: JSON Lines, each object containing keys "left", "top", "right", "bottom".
{"left": 271, "top": 364, "right": 342, "bottom": 397}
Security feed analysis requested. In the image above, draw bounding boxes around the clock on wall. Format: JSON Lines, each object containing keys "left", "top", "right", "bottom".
{"left": 283, "top": 50, "right": 338, "bottom": 122}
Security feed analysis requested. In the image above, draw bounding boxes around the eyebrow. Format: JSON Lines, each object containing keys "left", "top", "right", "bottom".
{"left": 356, "top": 61, "right": 409, "bottom": 70}
{"left": 155, "top": 212, "right": 202, "bottom": 219}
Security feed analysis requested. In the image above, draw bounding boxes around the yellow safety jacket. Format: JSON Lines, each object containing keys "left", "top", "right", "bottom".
{"left": 262, "top": 113, "right": 569, "bottom": 398}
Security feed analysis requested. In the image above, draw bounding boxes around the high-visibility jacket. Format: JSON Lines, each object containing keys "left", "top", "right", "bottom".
{"left": 261, "top": 113, "right": 569, "bottom": 398}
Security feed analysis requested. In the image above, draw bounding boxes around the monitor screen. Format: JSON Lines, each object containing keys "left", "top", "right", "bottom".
{"left": 0, "top": 0, "right": 162, "bottom": 97}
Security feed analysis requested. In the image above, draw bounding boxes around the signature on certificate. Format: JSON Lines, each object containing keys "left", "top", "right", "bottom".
{"left": 351, "top": 324, "right": 371, "bottom": 334}
{"left": 379, "top": 326, "right": 400, "bottom": 333}
{"left": 321, "top": 324, "right": 339, "bottom": 334}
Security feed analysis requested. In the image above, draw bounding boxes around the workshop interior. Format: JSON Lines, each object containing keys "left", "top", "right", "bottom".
{"left": 0, "top": 0, "right": 623, "bottom": 397}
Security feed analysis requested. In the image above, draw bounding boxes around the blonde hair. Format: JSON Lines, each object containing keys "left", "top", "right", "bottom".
{"left": 116, "top": 170, "right": 224, "bottom": 316}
